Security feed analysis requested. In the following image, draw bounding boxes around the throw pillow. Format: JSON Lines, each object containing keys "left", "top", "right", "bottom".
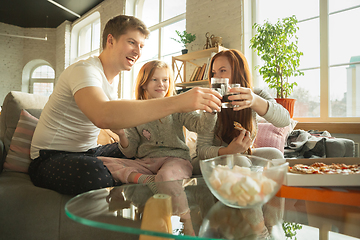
{"left": 3, "top": 109, "right": 38, "bottom": 173}
{"left": 253, "top": 123, "right": 293, "bottom": 154}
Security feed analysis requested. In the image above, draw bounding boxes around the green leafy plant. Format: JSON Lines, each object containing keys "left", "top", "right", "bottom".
{"left": 282, "top": 221, "right": 302, "bottom": 240}
{"left": 250, "top": 15, "right": 304, "bottom": 98}
{"left": 171, "top": 30, "right": 196, "bottom": 49}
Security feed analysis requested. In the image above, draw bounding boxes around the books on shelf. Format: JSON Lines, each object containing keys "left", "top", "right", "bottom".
{"left": 203, "top": 56, "right": 211, "bottom": 80}
{"left": 197, "top": 63, "right": 207, "bottom": 81}
{"left": 189, "top": 63, "right": 208, "bottom": 82}
{"left": 189, "top": 67, "right": 199, "bottom": 82}
{"left": 186, "top": 51, "right": 218, "bottom": 82}
{"left": 190, "top": 67, "right": 200, "bottom": 82}
{"left": 194, "top": 66, "right": 202, "bottom": 81}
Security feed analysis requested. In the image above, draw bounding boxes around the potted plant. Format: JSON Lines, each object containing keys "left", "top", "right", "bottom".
{"left": 282, "top": 221, "right": 302, "bottom": 240}
{"left": 250, "top": 15, "right": 304, "bottom": 118}
{"left": 171, "top": 30, "right": 196, "bottom": 54}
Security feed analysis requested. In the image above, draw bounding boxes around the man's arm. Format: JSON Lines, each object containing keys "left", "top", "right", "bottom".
{"left": 74, "top": 86, "right": 221, "bottom": 129}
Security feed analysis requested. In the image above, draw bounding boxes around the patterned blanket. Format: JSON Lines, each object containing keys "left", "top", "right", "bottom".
{"left": 284, "top": 129, "right": 334, "bottom": 158}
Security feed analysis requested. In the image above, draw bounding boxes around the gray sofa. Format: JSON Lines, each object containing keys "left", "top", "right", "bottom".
{"left": 0, "top": 91, "right": 138, "bottom": 240}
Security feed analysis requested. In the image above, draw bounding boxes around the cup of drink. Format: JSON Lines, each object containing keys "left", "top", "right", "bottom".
{"left": 211, "top": 78, "right": 229, "bottom": 111}
{"left": 222, "top": 83, "right": 241, "bottom": 108}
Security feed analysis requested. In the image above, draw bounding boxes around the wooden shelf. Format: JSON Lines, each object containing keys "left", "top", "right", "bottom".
{"left": 172, "top": 46, "right": 227, "bottom": 85}
{"left": 172, "top": 46, "right": 227, "bottom": 62}
{"left": 175, "top": 80, "right": 209, "bottom": 88}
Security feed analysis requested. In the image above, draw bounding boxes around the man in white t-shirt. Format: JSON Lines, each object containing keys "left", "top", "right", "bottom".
{"left": 29, "top": 15, "right": 221, "bottom": 195}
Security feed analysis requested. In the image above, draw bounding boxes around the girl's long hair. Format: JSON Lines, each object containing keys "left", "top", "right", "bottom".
{"left": 208, "top": 49, "right": 255, "bottom": 154}
{"left": 134, "top": 60, "right": 175, "bottom": 100}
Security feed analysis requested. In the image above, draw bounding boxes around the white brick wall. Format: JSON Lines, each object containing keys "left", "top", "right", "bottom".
{"left": 0, "top": 23, "right": 25, "bottom": 104}
{"left": 0, "top": 0, "right": 125, "bottom": 104}
{"left": 0, "top": 23, "right": 56, "bottom": 104}
{"left": 187, "top": 0, "right": 242, "bottom": 52}
{"left": 0, "top": 0, "right": 243, "bottom": 104}
{"left": 185, "top": 0, "right": 243, "bottom": 81}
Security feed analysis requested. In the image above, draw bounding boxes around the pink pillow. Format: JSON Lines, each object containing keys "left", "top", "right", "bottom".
{"left": 3, "top": 109, "right": 38, "bottom": 173}
{"left": 253, "top": 123, "right": 291, "bottom": 154}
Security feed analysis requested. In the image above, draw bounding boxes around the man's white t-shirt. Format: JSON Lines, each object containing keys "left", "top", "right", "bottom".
{"left": 30, "top": 57, "right": 119, "bottom": 159}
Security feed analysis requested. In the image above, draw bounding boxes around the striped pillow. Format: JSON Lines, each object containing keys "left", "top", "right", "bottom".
{"left": 4, "top": 109, "right": 38, "bottom": 172}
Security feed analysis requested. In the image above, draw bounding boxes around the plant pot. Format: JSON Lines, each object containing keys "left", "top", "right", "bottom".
{"left": 275, "top": 98, "right": 296, "bottom": 118}
{"left": 181, "top": 49, "right": 188, "bottom": 54}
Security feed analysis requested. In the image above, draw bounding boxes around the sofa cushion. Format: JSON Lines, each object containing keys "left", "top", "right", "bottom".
{"left": 0, "top": 91, "right": 49, "bottom": 171}
{"left": 3, "top": 110, "right": 38, "bottom": 172}
{"left": 253, "top": 123, "right": 292, "bottom": 154}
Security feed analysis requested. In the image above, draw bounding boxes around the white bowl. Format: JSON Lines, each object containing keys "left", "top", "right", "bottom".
{"left": 200, "top": 154, "right": 288, "bottom": 208}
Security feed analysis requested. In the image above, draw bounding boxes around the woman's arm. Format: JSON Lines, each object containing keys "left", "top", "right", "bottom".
{"left": 228, "top": 87, "right": 290, "bottom": 127}
{"left": 254, "top": 88, "right": 291, "bottom": 127}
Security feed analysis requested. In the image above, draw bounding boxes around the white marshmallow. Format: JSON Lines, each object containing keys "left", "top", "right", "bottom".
{"left": 232, "top": 165, "right": 251, "bottom": 175}
{"left": 261, "top": 178, "right": 277, "bottom": 195}
{"left": 240, "top": 176, "right": 261, "bottom": 196}
{"left": 220, "top": 182, "right": 233, "bottom": 196}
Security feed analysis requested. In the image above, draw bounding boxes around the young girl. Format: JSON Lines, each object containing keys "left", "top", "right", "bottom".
{"left": 99, "top": 60, "right": 215, "bottom": 185}
{"left": 100, "top": 60, "right": 212, "bottom": 235}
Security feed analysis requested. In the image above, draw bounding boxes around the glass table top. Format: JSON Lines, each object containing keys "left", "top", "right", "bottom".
{"left": 65, "top": 178, "right": 360, "bottom": 240}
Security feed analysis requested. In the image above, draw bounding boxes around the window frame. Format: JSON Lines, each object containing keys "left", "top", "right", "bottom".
{"left": 120, "top": 0, "right": 186, "bottom": 99}
{"left": 70, "top": 12, "right": 101, "bottom": 64}
{"left": 247, "top": 0, "right": 360, "bottom": 123}
{"left": 29, "top": 65, "right": 55, "bottom": 96}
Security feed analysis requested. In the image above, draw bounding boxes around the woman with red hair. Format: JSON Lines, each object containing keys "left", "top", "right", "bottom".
{"left": 192, "top": 49, "right": 291, "bottom": 174}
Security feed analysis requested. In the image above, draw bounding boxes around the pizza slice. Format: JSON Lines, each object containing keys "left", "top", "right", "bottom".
{"left": 288, "top": 162, "right": 360, "bottom": 174}
{"left": 234, "top": 121, "right": 245, "bottom": 131}
{"left": 288, "top": 164, "right": 323, "bottom": 174}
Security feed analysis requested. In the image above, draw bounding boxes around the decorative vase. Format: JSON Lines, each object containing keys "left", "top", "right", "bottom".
{"left": 181, "top": 49, "right": 188, "bottom": 54}
{"left": 275, "top": 98, "right": 296, "bottom": 118}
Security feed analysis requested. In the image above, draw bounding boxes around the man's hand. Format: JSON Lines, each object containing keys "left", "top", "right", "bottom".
{"left": 175, "top": 87, "right": 222, "bottom": 113}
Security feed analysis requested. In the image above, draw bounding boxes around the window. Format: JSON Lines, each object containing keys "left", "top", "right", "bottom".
{"left": 77, "top": 18, "right": 101, "bottom": 59}
{"left": 30, "top": 65, "right": 55, "bottom": 96}
{"left": 76, "top": 18, "right": 101, "bottom": 62}
{"left": 70, "top": 12, "right": 101, "bottom": 64}
{"left": 121, "top": 0, "right": 186, "bottom": 99}
{"left": 250, "top": 0, "right": 360, "bottom": 122}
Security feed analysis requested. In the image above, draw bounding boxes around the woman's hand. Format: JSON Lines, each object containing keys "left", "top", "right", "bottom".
{"left": 218, "top": 129, "right": 252, "bottom": 155}
{"left": 228, "top": 87, "right": 268, "bottom": 116}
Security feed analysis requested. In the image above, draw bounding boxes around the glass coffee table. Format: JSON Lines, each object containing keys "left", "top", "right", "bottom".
{"left": 65, "top": 177, "right": 360, "bottom": 240}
